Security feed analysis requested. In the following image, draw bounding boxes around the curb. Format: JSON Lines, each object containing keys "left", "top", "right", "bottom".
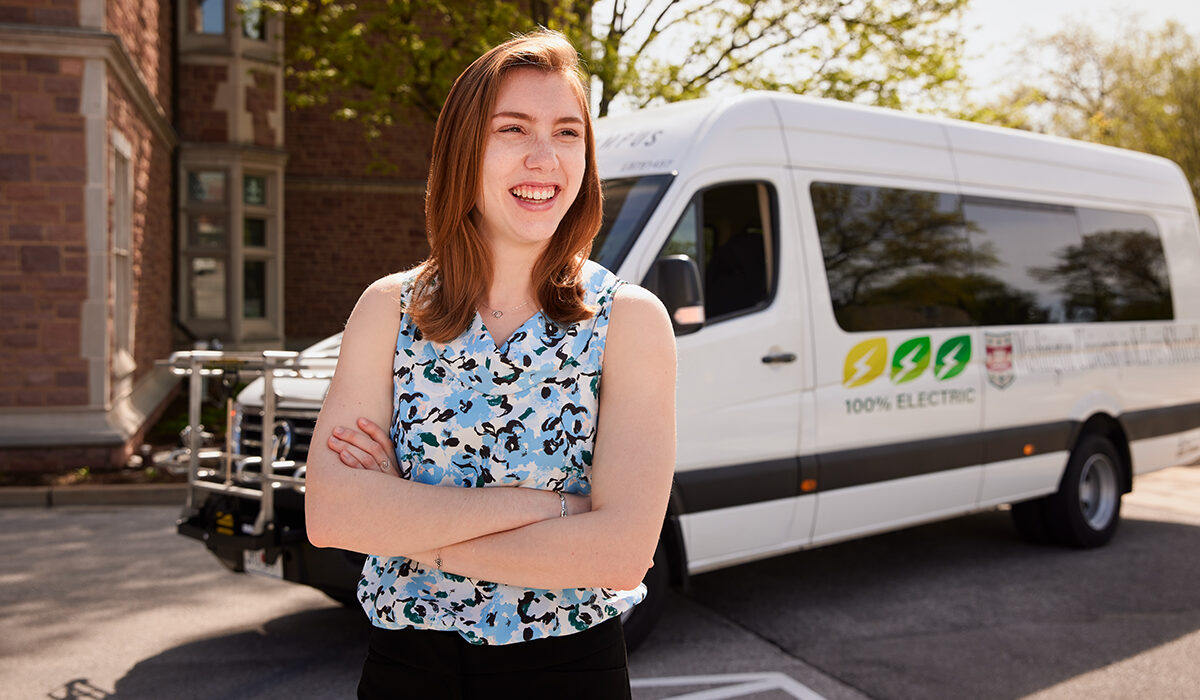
{"left": 0, "top": 483, "right": 188, "bottom": 508}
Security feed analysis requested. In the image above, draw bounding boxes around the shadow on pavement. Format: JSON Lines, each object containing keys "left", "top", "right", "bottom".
{"left": 109, "top": 604, "right": 369, "bottom": 699}
{"left": 675, "top": 510, "right": 1200, "bottom": 700}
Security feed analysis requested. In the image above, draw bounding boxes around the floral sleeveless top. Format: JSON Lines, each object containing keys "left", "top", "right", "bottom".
{"left": 357, "top": 260, "right": 646, "bottom": 645}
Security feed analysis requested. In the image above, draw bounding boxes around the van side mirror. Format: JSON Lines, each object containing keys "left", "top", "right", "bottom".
{"left": 642, "top": 255, "right": 705, "bottom": 335}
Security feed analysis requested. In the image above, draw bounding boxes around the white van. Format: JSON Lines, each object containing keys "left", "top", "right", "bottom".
{"left": 177, "top": 92, "right": 1200, "bottom": 650}
{"left": 591, "top": 91, "right": 1200, "bottom": 639}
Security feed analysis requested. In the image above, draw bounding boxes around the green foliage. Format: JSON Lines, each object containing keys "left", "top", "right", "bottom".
{"left": 963, "top": 20, "right": 1200, "bottom": 209}
{"left": 259, "top": 0, "right": 534, "bottom": 130}
{"left": 593, "top": 0, "right": 969, "bottom": 116}
{"left": 262, "top": 0, "right": 970, "bottom": 137}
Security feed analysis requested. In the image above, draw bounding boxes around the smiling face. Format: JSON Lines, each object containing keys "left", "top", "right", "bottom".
{"left": 474, "top": 67, "right": 587, "bottom": 252}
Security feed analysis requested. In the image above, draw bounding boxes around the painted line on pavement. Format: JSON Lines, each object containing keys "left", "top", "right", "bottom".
{"left": 631, "top": 672, "right": 827, "bottom": 699}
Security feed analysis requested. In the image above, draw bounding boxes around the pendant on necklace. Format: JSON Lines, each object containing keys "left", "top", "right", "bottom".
{"left": 491, "top": 310, "right": 503, "bottom": 318}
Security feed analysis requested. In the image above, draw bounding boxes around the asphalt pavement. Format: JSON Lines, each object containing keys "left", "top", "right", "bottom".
{"left": 2, "top": 467, "right": 1199, "bottom": 699}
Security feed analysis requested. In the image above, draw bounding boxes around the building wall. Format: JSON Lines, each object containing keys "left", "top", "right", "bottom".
{"left": 107, "top": 0, "right": 172, "bottom": 120}
{"left": 178, "top": 63, "right": 228, "bottom": 142}
{"left": 0, "top": 0, "right": 78, "bottom": 26}
{"left": 0, "top": 53, "right": 88, "bottom": 410}
{"left": 283, "top": 185, "right": 428, "bottom": 342}
{"left": 0, "top": 0, "right": 178, "bottom": 473}
{"left": 282, "top": 96, "right": 434, "bottom": 347}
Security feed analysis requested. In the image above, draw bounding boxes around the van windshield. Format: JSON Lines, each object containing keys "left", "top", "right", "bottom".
{"left": 591, "top": 174, "right": 674, "bottom": 271}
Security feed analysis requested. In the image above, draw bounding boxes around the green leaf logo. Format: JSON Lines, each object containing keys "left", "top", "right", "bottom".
{"left": 934, "top": 335, "right": 971, "bottom": 381}
{"left": 843, "top": 337, "right": 887, "bottom": 388}
{"left": 891, "top": 337, "right": 931, "bottom": 384}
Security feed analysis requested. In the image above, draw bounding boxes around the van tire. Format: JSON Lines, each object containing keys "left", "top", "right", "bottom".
{"left": 620, "top": 538, "right": 669, "bottom": 653}
{"left": 1043, "top": 433, "right": 1124, "bottom": 548}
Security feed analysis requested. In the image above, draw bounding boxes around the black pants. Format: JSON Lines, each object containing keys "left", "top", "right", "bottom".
{"left": 357, "top": 617, "right": 632, "bottom": 699}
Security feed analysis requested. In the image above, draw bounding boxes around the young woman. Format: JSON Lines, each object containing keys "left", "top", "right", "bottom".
{"left": 303, "top": 30, "right": 677, "bottom": 698}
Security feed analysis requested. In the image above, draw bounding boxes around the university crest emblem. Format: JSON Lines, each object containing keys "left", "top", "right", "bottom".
{"left": 985, "top": 332, "right": 1014, "bottom": 389}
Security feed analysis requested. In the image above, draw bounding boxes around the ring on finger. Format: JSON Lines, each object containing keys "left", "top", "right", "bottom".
{"left": 378, "top": 459, "right": 390, "bottom": 471}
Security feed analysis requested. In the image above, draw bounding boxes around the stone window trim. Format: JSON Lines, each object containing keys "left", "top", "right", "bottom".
{"left": 0, "top": 25, "right": 176, "bottom": 149}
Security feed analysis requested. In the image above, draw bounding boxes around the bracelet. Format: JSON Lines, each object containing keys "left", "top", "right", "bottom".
{"left": 558, "top": 492, "right": 568, "bottom": 518}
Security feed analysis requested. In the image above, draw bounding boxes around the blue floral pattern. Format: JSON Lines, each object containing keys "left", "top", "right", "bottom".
{"left": 358, "top": 260, "right": 646, "bottom": 645}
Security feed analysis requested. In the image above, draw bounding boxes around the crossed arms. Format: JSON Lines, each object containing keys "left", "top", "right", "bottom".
{"left": 304, "top": 274, "right": 677, "bottom": 591}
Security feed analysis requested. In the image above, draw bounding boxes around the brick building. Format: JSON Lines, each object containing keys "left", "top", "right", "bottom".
{"left": 0, "top": 0, "right": 433, "bottom": 474}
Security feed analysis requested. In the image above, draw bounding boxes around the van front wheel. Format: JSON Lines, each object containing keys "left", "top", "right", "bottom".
{"left": 1043, "top": 433, "right": 1123, "bottom": 548}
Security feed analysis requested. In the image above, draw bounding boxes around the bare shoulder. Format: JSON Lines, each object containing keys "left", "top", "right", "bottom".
{"left": 338, "top": 268, "right": 420, "bottom": 363}
{"left": 366, "top": 265, "right": 422, "bottom": 303}
{"left": 606, "top": 283, "right": 675, "bottom": 366}
{"left": 350, "top": 267, "right": 421, "bottom": 321}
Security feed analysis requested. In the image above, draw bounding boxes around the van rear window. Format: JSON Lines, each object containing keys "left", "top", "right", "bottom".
{"left": 810, "top": 182, "right": 1173, "bottom": 331}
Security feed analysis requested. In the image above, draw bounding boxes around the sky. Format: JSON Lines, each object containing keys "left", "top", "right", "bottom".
{"left": 960, "top": 0, "right": 1200, "bottom": 99}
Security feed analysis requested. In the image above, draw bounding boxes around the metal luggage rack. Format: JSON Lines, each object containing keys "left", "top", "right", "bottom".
{"left": 158, "top": 350, "right": 334, "bottom": 536}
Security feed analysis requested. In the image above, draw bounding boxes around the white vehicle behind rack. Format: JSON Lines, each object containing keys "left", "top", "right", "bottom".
{"left": 171, "top": 91, "right": 1200, "bottom": 650}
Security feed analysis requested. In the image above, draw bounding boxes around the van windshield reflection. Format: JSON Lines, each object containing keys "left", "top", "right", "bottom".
{"left": 592, "top": 174, "right": 674, "bottom": 271}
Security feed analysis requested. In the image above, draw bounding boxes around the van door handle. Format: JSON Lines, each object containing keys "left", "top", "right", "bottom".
{"left": 761, "top": 352, "right": 797, "bottom": 364}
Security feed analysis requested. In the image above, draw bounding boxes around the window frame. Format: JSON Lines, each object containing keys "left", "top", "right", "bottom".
{"left": 651, "top": 179, "right": 781, "bottom": 326}
{"left": 808, "top": 178, "right": 1176, "bottom": 332}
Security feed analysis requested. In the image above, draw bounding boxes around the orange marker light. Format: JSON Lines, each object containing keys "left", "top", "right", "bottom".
{"left": 1023, "top": 443, "right": 1035, "bottom": 456}
{"left": 801, "top": 478, "right": 818, "bottom": 493}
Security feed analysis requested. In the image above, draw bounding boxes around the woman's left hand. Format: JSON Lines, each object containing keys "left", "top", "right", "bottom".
{"left": 326, "top": 417, "right": 398, "bottom": 476}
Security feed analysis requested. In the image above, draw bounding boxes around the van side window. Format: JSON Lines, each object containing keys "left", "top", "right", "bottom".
{"left": 811, "top": 182, "right": 972, "bottom": 331}
{"left": 1033, "top": 208, "right": 1173, "bottom": 321}
{"left": 812, "top": 182, "right": 1176, "bottom": 329}
{"left": 963, "top": 196, "right": 1083, "bottom": 324}
{"left": 656, "top": 182, "right": 777, "bottom": 321}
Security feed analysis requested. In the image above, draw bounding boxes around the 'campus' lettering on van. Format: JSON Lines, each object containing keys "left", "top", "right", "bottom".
{"left": 597, "top": 130, "right": 663, "bottom": 150}
{"left": 843, "top": 335, "right": 972, "bottom": 388}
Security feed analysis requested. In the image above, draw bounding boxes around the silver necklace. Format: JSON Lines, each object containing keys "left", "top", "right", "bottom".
{"left": 480, "top": 299, "right": 533, "bottom": 319}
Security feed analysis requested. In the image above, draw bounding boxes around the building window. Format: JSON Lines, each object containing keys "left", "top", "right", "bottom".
{"left": 244, "top": 260, "right": 266, "bottom": 318}
{"left": 240, "top": 0, "right": 266, "bottom": 40}
{"left": 190, "top": 257, "right": 227, "bottom": 320}
{"left": 113, "top": 144, "right": 135, "bottom": 377}
{"left": 180, "top": 163, "right": 281, "bottom": 342}
{"left": 189, "top": 0, "right": 226, "bottom": 35}
{"left": 183, "top": 168, "right": 229, "bottom": 324}
{"left": 242, "top": 172, "right": 275, "bottom": 321}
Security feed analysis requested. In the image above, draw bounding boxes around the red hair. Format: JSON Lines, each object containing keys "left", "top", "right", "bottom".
{"left": 409, "top": 30, "right": 602, "bottom": 343}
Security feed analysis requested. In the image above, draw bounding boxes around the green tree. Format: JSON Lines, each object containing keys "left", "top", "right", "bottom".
{"left": 1030, "top": 229, "right": 1173, "bottom": 322}
{"left": 588, "top": 0, "right": 968, "bottom": 116}
{"left": 261, "top": 0, "right": 969, "bottom": 137}
{"left": 964, "top": 21, "right": 1200, "bottom": 208}
{"left": 259, "top": 0, "right": 539, "bottom": 135}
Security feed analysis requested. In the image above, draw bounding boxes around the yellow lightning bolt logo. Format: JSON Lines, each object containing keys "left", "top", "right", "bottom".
{"left": 843, "top": 338, "right": 887, "bottom": 388}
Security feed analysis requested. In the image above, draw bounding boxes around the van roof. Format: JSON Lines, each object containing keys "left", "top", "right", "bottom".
{"left": 595, "top": 91, "right": 1195, "bottom": 212}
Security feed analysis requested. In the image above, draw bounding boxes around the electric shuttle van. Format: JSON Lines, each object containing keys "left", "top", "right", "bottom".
{"left": 177, "top": 92, "right": 1200, "bottom": 650}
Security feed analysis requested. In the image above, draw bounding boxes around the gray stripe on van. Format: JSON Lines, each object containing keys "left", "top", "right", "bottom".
{"left": 672, "top": 458, "right": 798, "bottom": 514}
{"left": 672, "top": 401, "right": 1200, "bottom": 514}
{"left": 1123, "top": 402, "right": 1200, "bottom": 441}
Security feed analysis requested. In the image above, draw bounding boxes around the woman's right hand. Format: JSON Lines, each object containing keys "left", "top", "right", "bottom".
{"left": 327, "top": 417, "right": 398, "bottom": 475}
